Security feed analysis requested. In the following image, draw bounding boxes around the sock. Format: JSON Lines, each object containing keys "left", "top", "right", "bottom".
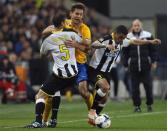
{"left": 91, "top": 89, "right": 106, "bottom": 110}
{"left": 96, "top": 103, "right": 105, "bottom": 114}
{"left": 51, "top": 96, "right": 61, "bottom": 120}
{"left": 65, "top": 90, "right": 72, "bottom": 102}
{"left": 35, "top": 98, "right": 45, "bottom": 123}
{"left": 43, "top": 97, "right": 52, "bottom": 122}
{"left": 87, "top": 93, "right": 94, "bottom": 110}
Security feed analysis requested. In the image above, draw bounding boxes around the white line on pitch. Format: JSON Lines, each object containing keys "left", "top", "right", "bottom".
{"left": 1, "top": 110, "right": 167, "bottom": 128}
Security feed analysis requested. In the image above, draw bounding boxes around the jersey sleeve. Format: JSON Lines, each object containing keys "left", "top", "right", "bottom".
{"left": 98, "top": 34, "right": 112, "bottom": 43}
{"left": 40, "top": 37, "right": 56, "bottom": 55}
{"left": 122, "top": 37, "right": 136, "bottom": 47}
{"left": 122, "top": 38, "right": 130, "bottom": 47}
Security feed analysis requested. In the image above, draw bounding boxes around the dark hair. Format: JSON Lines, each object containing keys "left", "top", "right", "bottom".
{"left": 71, "top": 2, "right": 86, "bottom": 12}
{"left": 115, "top": 25, "right": 128, "bottom": 36}
{"left": 52, "top": 13, "right": 66, "bottom": 27}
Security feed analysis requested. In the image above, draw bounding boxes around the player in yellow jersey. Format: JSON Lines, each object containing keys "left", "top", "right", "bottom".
{"left": 64, "top": 3, "right": 93, "bottom": 109}
{"left": 42, "top": 3, "right": 94, "bottom": 127}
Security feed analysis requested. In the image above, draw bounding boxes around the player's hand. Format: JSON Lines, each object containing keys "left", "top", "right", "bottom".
{"left": 42, "top": 25, "right": 55, "bottom": 36}
{"left": 150, "top": 39, "right": 161, "bottom": 45}
{"left": 64, "top": 39, "right": 77, "bottom": 48}
{"left": 106, "top": 45, "right": 115, "bottom": 51}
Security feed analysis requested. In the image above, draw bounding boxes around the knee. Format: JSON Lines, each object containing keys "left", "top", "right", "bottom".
{"left": 101, "top": 85, "right": 110, "bottom": 94}
{"left": 35, "top": 89, "right": 49, "bottom": 101}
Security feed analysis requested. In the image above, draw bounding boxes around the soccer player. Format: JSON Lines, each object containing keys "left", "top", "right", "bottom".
{"left": 83, "top": 25, "right": 160, "bottom": 126}
{"left": 42, "top": 3, "right": 93, "bottom": 127}
{"left": 25, "top": 13, "right": 83, "bottom": 128}
{"left": 64, "top": 3, "right": 93, "bottom": 109}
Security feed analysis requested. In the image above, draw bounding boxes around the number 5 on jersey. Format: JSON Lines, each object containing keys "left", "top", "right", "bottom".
{"left": 59, "top": 44, "right": 70, "bottom": 61}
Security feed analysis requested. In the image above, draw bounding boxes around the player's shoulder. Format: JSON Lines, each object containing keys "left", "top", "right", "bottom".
{"left": 98, "top": 34, "right": 112, "bottom": 42}
{"left": 141, "top": 30, "right": 152, "bottom": 37}
{"left": 127, "top": 32, "right": 133, "bottom": 38}
{"left": 80, "top": 23, "right": 90, "bottom": 31}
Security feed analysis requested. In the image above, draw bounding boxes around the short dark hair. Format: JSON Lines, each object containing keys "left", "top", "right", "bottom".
{"left": 52, "top": 13, "right": 66, "bottom": 27}
{"left": 71, "top": 2, "right": 86, "bottom": 12}
{"left": 115, "top": 25, "right": 128, "bottom": 36}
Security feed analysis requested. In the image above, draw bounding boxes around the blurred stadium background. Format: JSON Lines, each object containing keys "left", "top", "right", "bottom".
{"left": 0, "top": 0, "right": 167, "bottom": 130}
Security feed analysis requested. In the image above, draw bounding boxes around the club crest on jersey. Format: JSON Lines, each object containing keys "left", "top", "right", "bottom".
{"left": 105, "top": 48, "right": 119, "bottom": 57}
{"left": 105, "top": 52, "right": 116, "bottom": 57}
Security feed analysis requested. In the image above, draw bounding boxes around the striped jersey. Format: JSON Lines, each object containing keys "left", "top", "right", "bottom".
{"left": 89, "top": 34, "right": 130, "bottom": 72}
{"left": 40, "top": 30, "right": 82, "bottom": 78}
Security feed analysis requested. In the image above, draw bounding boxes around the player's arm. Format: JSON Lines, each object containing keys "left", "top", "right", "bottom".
{"left": 42, "top": 25, "right": 55, "bottom": 37}
{"left": 40, "top": 37, "right": 56, "bottom": 60}
{"left": 91, "top": 35, "right": 116, "bottom": 51}
{"left": 64, "top": 39, "right": 88, "bottom": 52}
{"left": 40, "top": 45, "right": 52, "bottom": 60}
{"left": 80, "top": 25, "right": 92, "bottom": 51}
{"left": 91, "top": 35, "right": 112, "bottom": 48}
{"left": 129, "top": 38, "right": 161, "bottom": 45}
{"left": 91, "top": 40, "right": 116, "bottom": 51}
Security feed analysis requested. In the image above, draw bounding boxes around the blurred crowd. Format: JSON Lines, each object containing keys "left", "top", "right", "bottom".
{"left": 0, "top": 0, "right": 111, "bottom": 103}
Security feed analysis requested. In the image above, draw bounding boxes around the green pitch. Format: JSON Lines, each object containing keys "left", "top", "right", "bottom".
{"left": 0, "top": 98, "right": 167, "bottom": 131}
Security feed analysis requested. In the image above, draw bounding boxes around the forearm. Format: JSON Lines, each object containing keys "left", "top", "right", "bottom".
{"left": 75, "top": 42, "right": 89, "bottom": 53}
{"left": 130, "top": 39, "right": 152, "bottom": 45}
{"left": 42, "top": 25, "right": 55, "bottom": 36}
{"left": 91, "top": 41, "right": 106, "bottom": 49}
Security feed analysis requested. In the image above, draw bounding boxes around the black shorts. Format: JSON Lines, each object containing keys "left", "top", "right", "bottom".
{"left": 88, "top": 66, "right": 110, "bottom": 87}
{"left": 41, "top": 73, "right": 76, "bottom": 96}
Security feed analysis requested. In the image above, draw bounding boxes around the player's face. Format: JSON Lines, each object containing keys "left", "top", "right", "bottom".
{"left": 114, "top": 33, "right": 126, "bottom": 44}
{"left": 132, "top": 21, "right": 142, "bottom": 33}
{"left": 70, "top": 9, "right": 84, "bottom": 25}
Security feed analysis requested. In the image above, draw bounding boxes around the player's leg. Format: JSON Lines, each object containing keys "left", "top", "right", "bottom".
{"left": 25, "top": 89, "right": 49, "bottom": 128}
{"left": 25, "top": 73, "right": 61, "bottom": 128}
{"left": 88, "top": 75, "right": 110, "bottom": 125}
{"left": 78, "top": 80, "right": 93, "bottom": 109}
{"left": 42, "top": 97, "right": 52, "bottom": 123}
{"left": 91, "top": 77, "right": 110, "bottom": 112}
{"left": 46, "top": 74, "right": 75, "bottom": 128}
{"left": 96, "top": 92, "right": 109, "bottom": 115}
{"left": 47, "top": 91, "right": 61, "bottom": 128}
{"left": 77, "top": 63, "right": 93, "bottom": 110}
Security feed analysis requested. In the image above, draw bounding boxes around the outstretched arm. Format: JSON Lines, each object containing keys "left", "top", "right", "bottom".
{"left": 91, "top": 40, "right": 116, "bottom": 52}
{"left": 129, "top": 38, "right": 161, "bottom": 45}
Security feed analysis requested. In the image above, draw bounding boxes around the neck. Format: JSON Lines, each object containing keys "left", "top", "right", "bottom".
{"left": 111, "top": 33, "right": 116, "bottom": 41}
{"left": 71, "top": 21, "right": 81, "bottom": 28}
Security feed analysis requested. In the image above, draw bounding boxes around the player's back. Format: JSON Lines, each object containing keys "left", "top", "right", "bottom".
{"left": 41, "top": 31, "right": 82, "bottom": 78}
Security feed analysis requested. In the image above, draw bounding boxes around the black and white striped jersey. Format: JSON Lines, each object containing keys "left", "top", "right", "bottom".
{"left": 89, "top": 34, "right": 130, "bottom": 72}
{"left": 40, "top": 30, "right": 82, "bottom": 78}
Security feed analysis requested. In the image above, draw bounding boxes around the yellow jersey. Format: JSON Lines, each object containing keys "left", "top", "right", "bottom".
{"left": 64, "top": 19, "right": 91, "bottom": 63}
